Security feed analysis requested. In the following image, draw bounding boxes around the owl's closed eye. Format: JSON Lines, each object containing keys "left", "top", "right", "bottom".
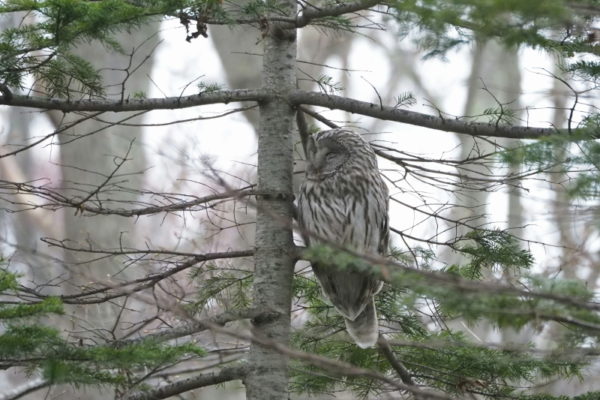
{"left": 306, "top": 137, "right": 349, "bottom": 179}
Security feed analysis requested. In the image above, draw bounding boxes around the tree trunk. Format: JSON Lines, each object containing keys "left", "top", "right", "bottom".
{"left": 445, "top": 38, "right": 524, "bottom": 342}
{"left": 45, "top": 23, "right": 159, "bottom": 400}
{"left": 245, "top": 2, "right": 297, "bottom": 400}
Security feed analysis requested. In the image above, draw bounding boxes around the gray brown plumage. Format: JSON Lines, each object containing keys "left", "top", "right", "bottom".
{"left": 298, "top": 128, "right": 389, "bottom": 348}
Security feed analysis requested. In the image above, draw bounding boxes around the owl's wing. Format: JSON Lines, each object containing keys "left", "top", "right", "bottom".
{"left": 376, "top": 187, "right": 389, "bottom": 256}
{"left": 312, "top": 263, "right": 375, "bottom": 320}
{"left": 342, "top": 173, "right": 389, "bottom": 256}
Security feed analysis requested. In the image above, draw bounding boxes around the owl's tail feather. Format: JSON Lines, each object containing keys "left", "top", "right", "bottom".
{"left": 344, "top": 298, "right": 378, "bottom": 348}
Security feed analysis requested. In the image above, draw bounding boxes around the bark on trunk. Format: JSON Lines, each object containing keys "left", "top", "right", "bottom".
{"left": 245, "top": 2, "right": 297, "bottom": 400}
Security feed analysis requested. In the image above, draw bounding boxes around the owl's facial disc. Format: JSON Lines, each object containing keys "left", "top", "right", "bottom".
{"left": 306, "top": 138, "right": 349, "bottom": 180}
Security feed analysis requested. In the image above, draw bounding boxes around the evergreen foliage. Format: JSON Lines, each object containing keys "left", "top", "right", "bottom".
{"left": 0, "top": 265, "right": 206, "bottom": 390}
{"left": 300, "top": 236, "right": 600, "bottom": 398}
{"left": 449, "top": 229, "right": 534, "bottom": 278}
{"left": 190, "top": 262, "right": 253, "bottom": 312}
{"left": 388, "top": 331, "right": 582, "bottom": 398}
{"left": 1, "top": 0, "right": 596, "bottom": 97}
{"left": 501, "top": 113, "right": 600, "bottom": 200}
{"left": 390, "top": 0, "right": 597, "bottom": 61}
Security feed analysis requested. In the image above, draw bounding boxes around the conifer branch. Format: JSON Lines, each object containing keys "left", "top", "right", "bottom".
{"left": 125, "top": 365, "right": 249, "bottom": 400}
{"left": 305, "top": 244, "right": 600, "bottom": 313}
{"left": 203, "top": 320, "right": 452, "bottom": 400}
{"left": 296, "top": 0, "right": 384, "bottom": 27}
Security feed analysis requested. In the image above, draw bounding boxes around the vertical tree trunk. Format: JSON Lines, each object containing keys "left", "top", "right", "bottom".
{"left": 54, "top": 23, "right": 157, "bottom": 317}
{"left": 245, "top": 2, "right": 297, "bottom": 400}
{"left": 46, "top": 23, "right": 159, "bottom": 400}
{"left": 445, "top": 38, "right": 524, "bottom": 342}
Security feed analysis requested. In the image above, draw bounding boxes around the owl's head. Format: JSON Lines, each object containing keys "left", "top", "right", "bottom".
{"left": 305, "top": 128, "right": 377, "bottom": 180}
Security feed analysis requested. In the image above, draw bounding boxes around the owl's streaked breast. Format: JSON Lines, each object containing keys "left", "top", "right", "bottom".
{"left": 298, "top": 168, "right": 387, "bottom": 255}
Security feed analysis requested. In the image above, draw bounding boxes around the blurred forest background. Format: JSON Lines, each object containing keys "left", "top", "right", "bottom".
{"left": 0, "top": 1, "right": 599, "bottom": 399}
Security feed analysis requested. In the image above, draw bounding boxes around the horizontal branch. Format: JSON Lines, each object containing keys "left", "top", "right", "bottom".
{"left": 0, "top": 379, "right": 49, "bottom": 400}
{"left": 19, "top": 250, "right": 253, "bottom": 304}
{"left": 202, "top": 320, "right": 451, "bottom": 400}
{"left": 296, "top": 0, "right": 382, "bottom": 27}
{"left": 0, "top": 179, "right": 255, "bottom": 216}
{"left": 290, "top": 90, "right": 563, "bottom": 139}
{"left": 300, "top": 244, "right": 600, "bottom": 313}
{"left": 201, "top": 0, "right": 384, "bottom": 28}
{"left": 72, "top": 188, "right": 256, "bottom": 217}
{"left": 114, "top": 308, "right": 261, "bottom": 347}
{"left": 0, "top": 88, "right": 576, "bottom": 140}
{"left": 125, "top": 365, "right": 248, "bottom": 400}
{"left": 0, "top": 89, "right": 266, "bottom": 112}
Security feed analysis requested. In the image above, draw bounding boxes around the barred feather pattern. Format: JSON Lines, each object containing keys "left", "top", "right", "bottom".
{"left": 298, "top": 128, "right": 389, "bottom": 348}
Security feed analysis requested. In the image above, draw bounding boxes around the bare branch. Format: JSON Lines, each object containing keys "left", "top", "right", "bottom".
{"left": 0, "top": 89, "right": 574, "bottom": 140}
{"left": 378, "top": 335, "right": 415, "bottom": 386}
{"left": 0, "top": 180, "right": 255, "bottom": 217}
{"left": 72, "top": 139, "right": 136, "bottom": 212}
{"left": 290, "top": 90, "right": 564, "bottom": 139}
{"left": 0, "top": 89, "right": 266, "bottom": 112}
{"left": 124, "top": 365, "right": 248, "bottom": 400}
{"left": 115, "top": 308, "right": 261, "bottom": 347}
{"left": 298, "top": 105, "right": 339, "bottom": 128}
{"left": 0, "top": 111, "right": 105, "bottom": 159}
{"left": 0, "top": 379, "right": 49, "bottom": 400}
{"left": 18, "top": 250, "right": 254, "bottom": 304}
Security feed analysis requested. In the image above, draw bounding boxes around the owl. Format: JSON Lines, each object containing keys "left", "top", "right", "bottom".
{"left": 297, "top": 128, "right": 389, "bottom": 348}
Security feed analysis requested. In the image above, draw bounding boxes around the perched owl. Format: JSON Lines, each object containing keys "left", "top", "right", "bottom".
{"left": 298, "top": 128, "right": 389, "bottom": 348}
